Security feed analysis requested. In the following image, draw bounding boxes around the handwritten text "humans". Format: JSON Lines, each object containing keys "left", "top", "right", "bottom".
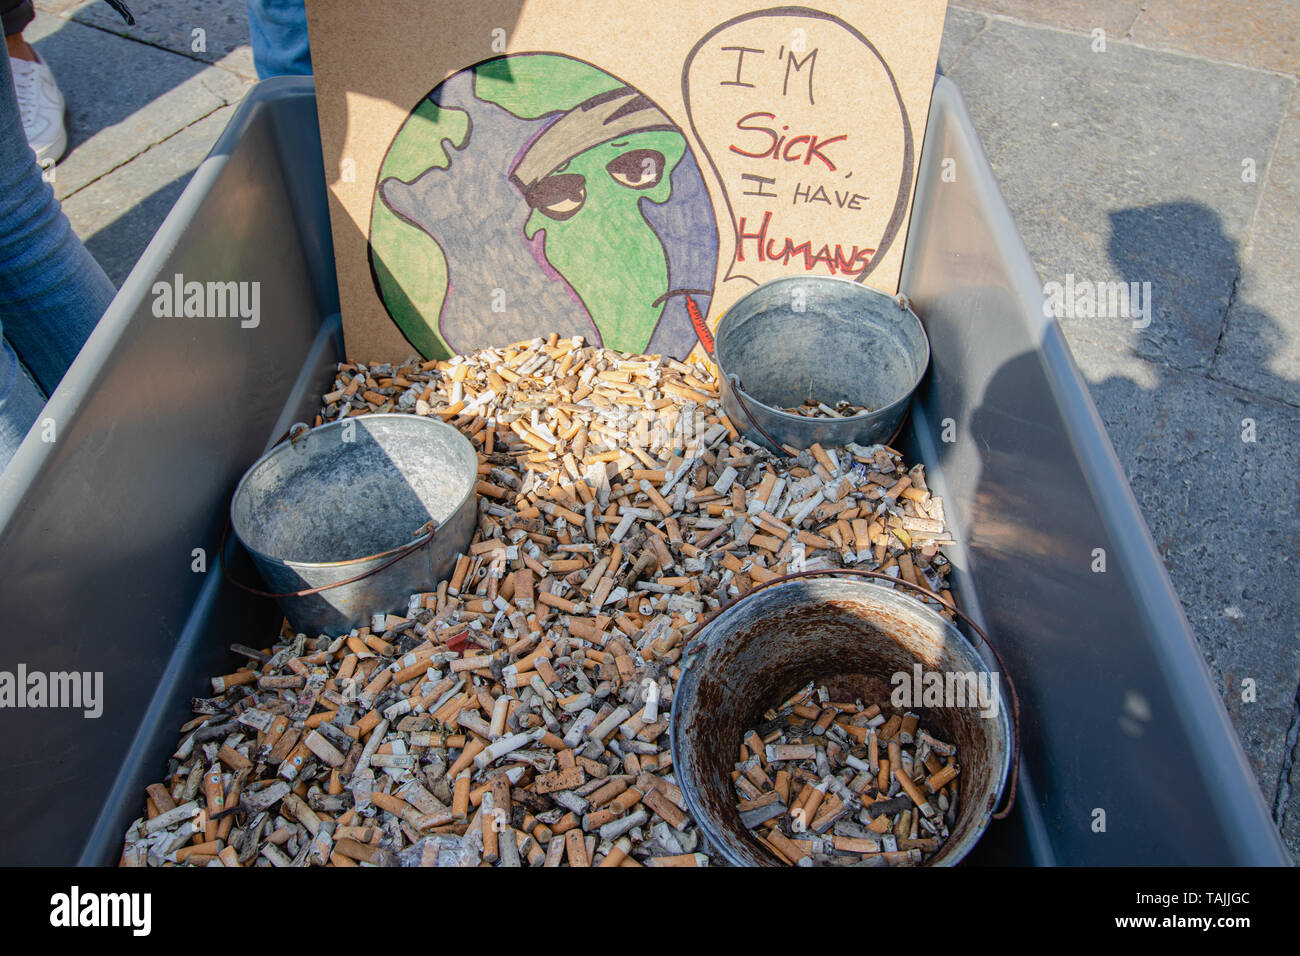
{"left": 736, "top": 210, "right": 873, "bottom": 274}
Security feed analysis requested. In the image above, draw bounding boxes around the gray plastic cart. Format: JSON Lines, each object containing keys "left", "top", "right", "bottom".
{"left": 0, "top": 76, "right": 1285, "bottom": 865}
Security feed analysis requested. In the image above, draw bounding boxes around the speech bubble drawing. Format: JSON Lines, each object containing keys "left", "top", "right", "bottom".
{"left": 683, "top": 9, "right": 913, "bottom": 292}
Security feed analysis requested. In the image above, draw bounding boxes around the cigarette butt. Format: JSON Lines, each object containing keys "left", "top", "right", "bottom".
{"left": 202, "top": 766, "right": 224, "bottom": 841}
{"left": 598, "top": 837, "right": 633, "bottom": 867}
{"left": 766, "top": 743, "right": 817, "bottom": 762}
{"left": 145, "top": 783, "right": 176, "bottom": 814}
{"left": 543, "top": 835, "right": 566, "bottom": 867}
{"left": 588, "top": 777, "right": 629, "bottom": 809}
{"left": 834, "top": 836, "right": 881, "bottom": 854}
{"left": 640, "top": 480, "right": 672, "bottom": 517}
{"left": 642, "top": 785, "right": 689, "bottom": 830}
{"left": 894, "top": 767, "right": 935, "bottom": 818}
{"left": 489, "top": 695, "right": 512, "bottom": 738}
{"left": 452, "top": 773, "right": 472, "bottom": 822}
{"left": 809, "top": 443, "right": 834, "bottom": 472}
{"left": 304, "top": 731, "right": 345, "bottom": 768}
{"left": 564, "top": 827, "right": 589, "bottom": 867}
{"left": 767, "top": 828, "right": 811, "bottom": 865}
{"left": 927, "top": 765, "right": 960, "bottom": 791}
{"left": 801, "top": 784, "right": 826, "bottom": 823}
{"left": 211, "top": 670, "right": 256, "bottom": 694}
{"left": 900, "top": 712, "right": 920, "bottom": 743}
{"left": 535, "top": 765, "right": 585, "bottom": 794}
{"left": 482, "top": 793, "right": 500, "bottom": 864}
{"left": 175, "top": 840, "right": 223, "bottom": 864}
{"left": 333, "top": 838, "right": 381, "bottom": 864}
{"left": 773, "top": 770, "right": 791, "bottom": 804}
{"left": 646, "top": 853, "right": 708, "bottom": 867}
{"left": 449, "top": 555, "right": 471, "bottom": 594}
{"left": 477, "top": 480, "right": 509, "bottom": 499}
{"left": 884, "top": 476, "right": 912, "bottom": 499}
{"left": 879, "top": 714, "right": 903, "bottom": 742}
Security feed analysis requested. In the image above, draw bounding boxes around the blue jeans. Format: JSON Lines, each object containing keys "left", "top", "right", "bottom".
{"left": 0, "top": 50, "right": 114, "bottom": 471}
{"left": 246, "top": 0, "right": 313, "bottom": 79}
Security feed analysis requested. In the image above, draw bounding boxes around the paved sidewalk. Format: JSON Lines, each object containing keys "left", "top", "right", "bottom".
{"left": 25, "top": 0, "right": 1300, "bottom": 859}
{"left": 29, "top": 0, "right": 253, "bottom": 283}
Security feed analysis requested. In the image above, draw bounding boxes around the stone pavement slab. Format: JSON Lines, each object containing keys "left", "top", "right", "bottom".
{"left": 943, "top": 17, "right": 1292, "bottom": 373}
{"left": 28, "top": 10, "right": 250, "bottom": 200}
{"left": 1130, "top": 0, "right": 1298, "bottom": 76}
{"left": 938, "top": 5, "right": 986, "bottom": 73}
{"left": 957, "top": 0, "right": 1142, "bottom": 37}
{"left": 1212, "top": 87, "right": 1300, "bottom": 407}
{"left": 41, "top": 0, "right": 256, "bottom": 77}
{"left": 59, "top": 105, "right": 236, "bottom": 285}
{"left": 28, "top": 0, "right": 87, "bottom": 13}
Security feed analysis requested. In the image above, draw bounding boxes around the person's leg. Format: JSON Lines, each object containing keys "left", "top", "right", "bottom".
{"left": 245, "top": 0, "right": 312, "bottom": 79}
{"left": 0, "top": 1, "right": 55, "bottom": 470}
{"left": 6, "top": 0, "right": 67, "bottom": 165}
{"left": 0, "top": 341, "right": 45, "bottom": 471}
{"left": 1, "top": 1, "right": 34, "bottom": 40}
{"left": 0, "top": 50, "right": 113, "bottom": 403}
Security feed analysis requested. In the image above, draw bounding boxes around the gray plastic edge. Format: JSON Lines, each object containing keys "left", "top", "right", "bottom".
{"left": 76, "top": 311, "right": 342, "bottom": 866}
{"left": 909, "top": 77, "right": 1287, "bottom": 865}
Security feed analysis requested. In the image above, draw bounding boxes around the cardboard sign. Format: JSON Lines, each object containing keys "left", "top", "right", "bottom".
{"left": 305, "top": 0, "right": 947, "bottom": 363}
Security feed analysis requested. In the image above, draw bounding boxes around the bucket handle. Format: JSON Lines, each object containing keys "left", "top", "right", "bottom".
{"left": 217, "top": 519, "right": 437, "bottom": 600}
{"left": 217, "top": 420, "right": 439, "bottom": 601}
{"left": 726, "top": 373, "right": 788, "bottom": 454}
{"left": 681, "top": 567, "right": 1020, "bottom": 821}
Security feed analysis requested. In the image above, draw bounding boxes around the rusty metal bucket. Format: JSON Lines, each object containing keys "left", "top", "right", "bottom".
{"left": 671, "top": 571, "right": 1015, "bottom": 866}
{"left": 229, "top": 414, "right": 478, "bottom": 636}
{"left": 715, "top": 276, "right": 929, "bottom": 452}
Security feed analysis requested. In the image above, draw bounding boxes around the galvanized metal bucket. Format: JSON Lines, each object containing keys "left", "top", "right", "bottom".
{"left": 715, "top": 277, "right": 930, "bottom": 452}
{"left": 671, "top": 571, "right": 1015, "bottom": 866}
{"left": 230, "top": 414, "right": 478, "bottom": 636}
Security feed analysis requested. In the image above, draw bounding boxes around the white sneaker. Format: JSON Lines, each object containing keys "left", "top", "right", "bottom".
{"left": 11, "top": 53, "right": 67, "bottom": 167}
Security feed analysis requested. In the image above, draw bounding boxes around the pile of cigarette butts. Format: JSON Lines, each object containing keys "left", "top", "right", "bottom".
{"left": 783, "top": 399, "right": 871, "bottom": 418}
{"left": 123, "top": 334, "right": 955, "bottom": 867}
{"left": 736, "top": 682, "right": 959, "bottom": 866}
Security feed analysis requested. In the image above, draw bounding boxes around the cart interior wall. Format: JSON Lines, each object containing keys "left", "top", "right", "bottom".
{"left": 0, "top": 77, "right": 1283, "bottom": 865}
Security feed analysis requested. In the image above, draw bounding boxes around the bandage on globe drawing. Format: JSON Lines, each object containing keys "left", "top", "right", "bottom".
{"left": 369, "top": 54, "right": 719, "bottom": 360}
